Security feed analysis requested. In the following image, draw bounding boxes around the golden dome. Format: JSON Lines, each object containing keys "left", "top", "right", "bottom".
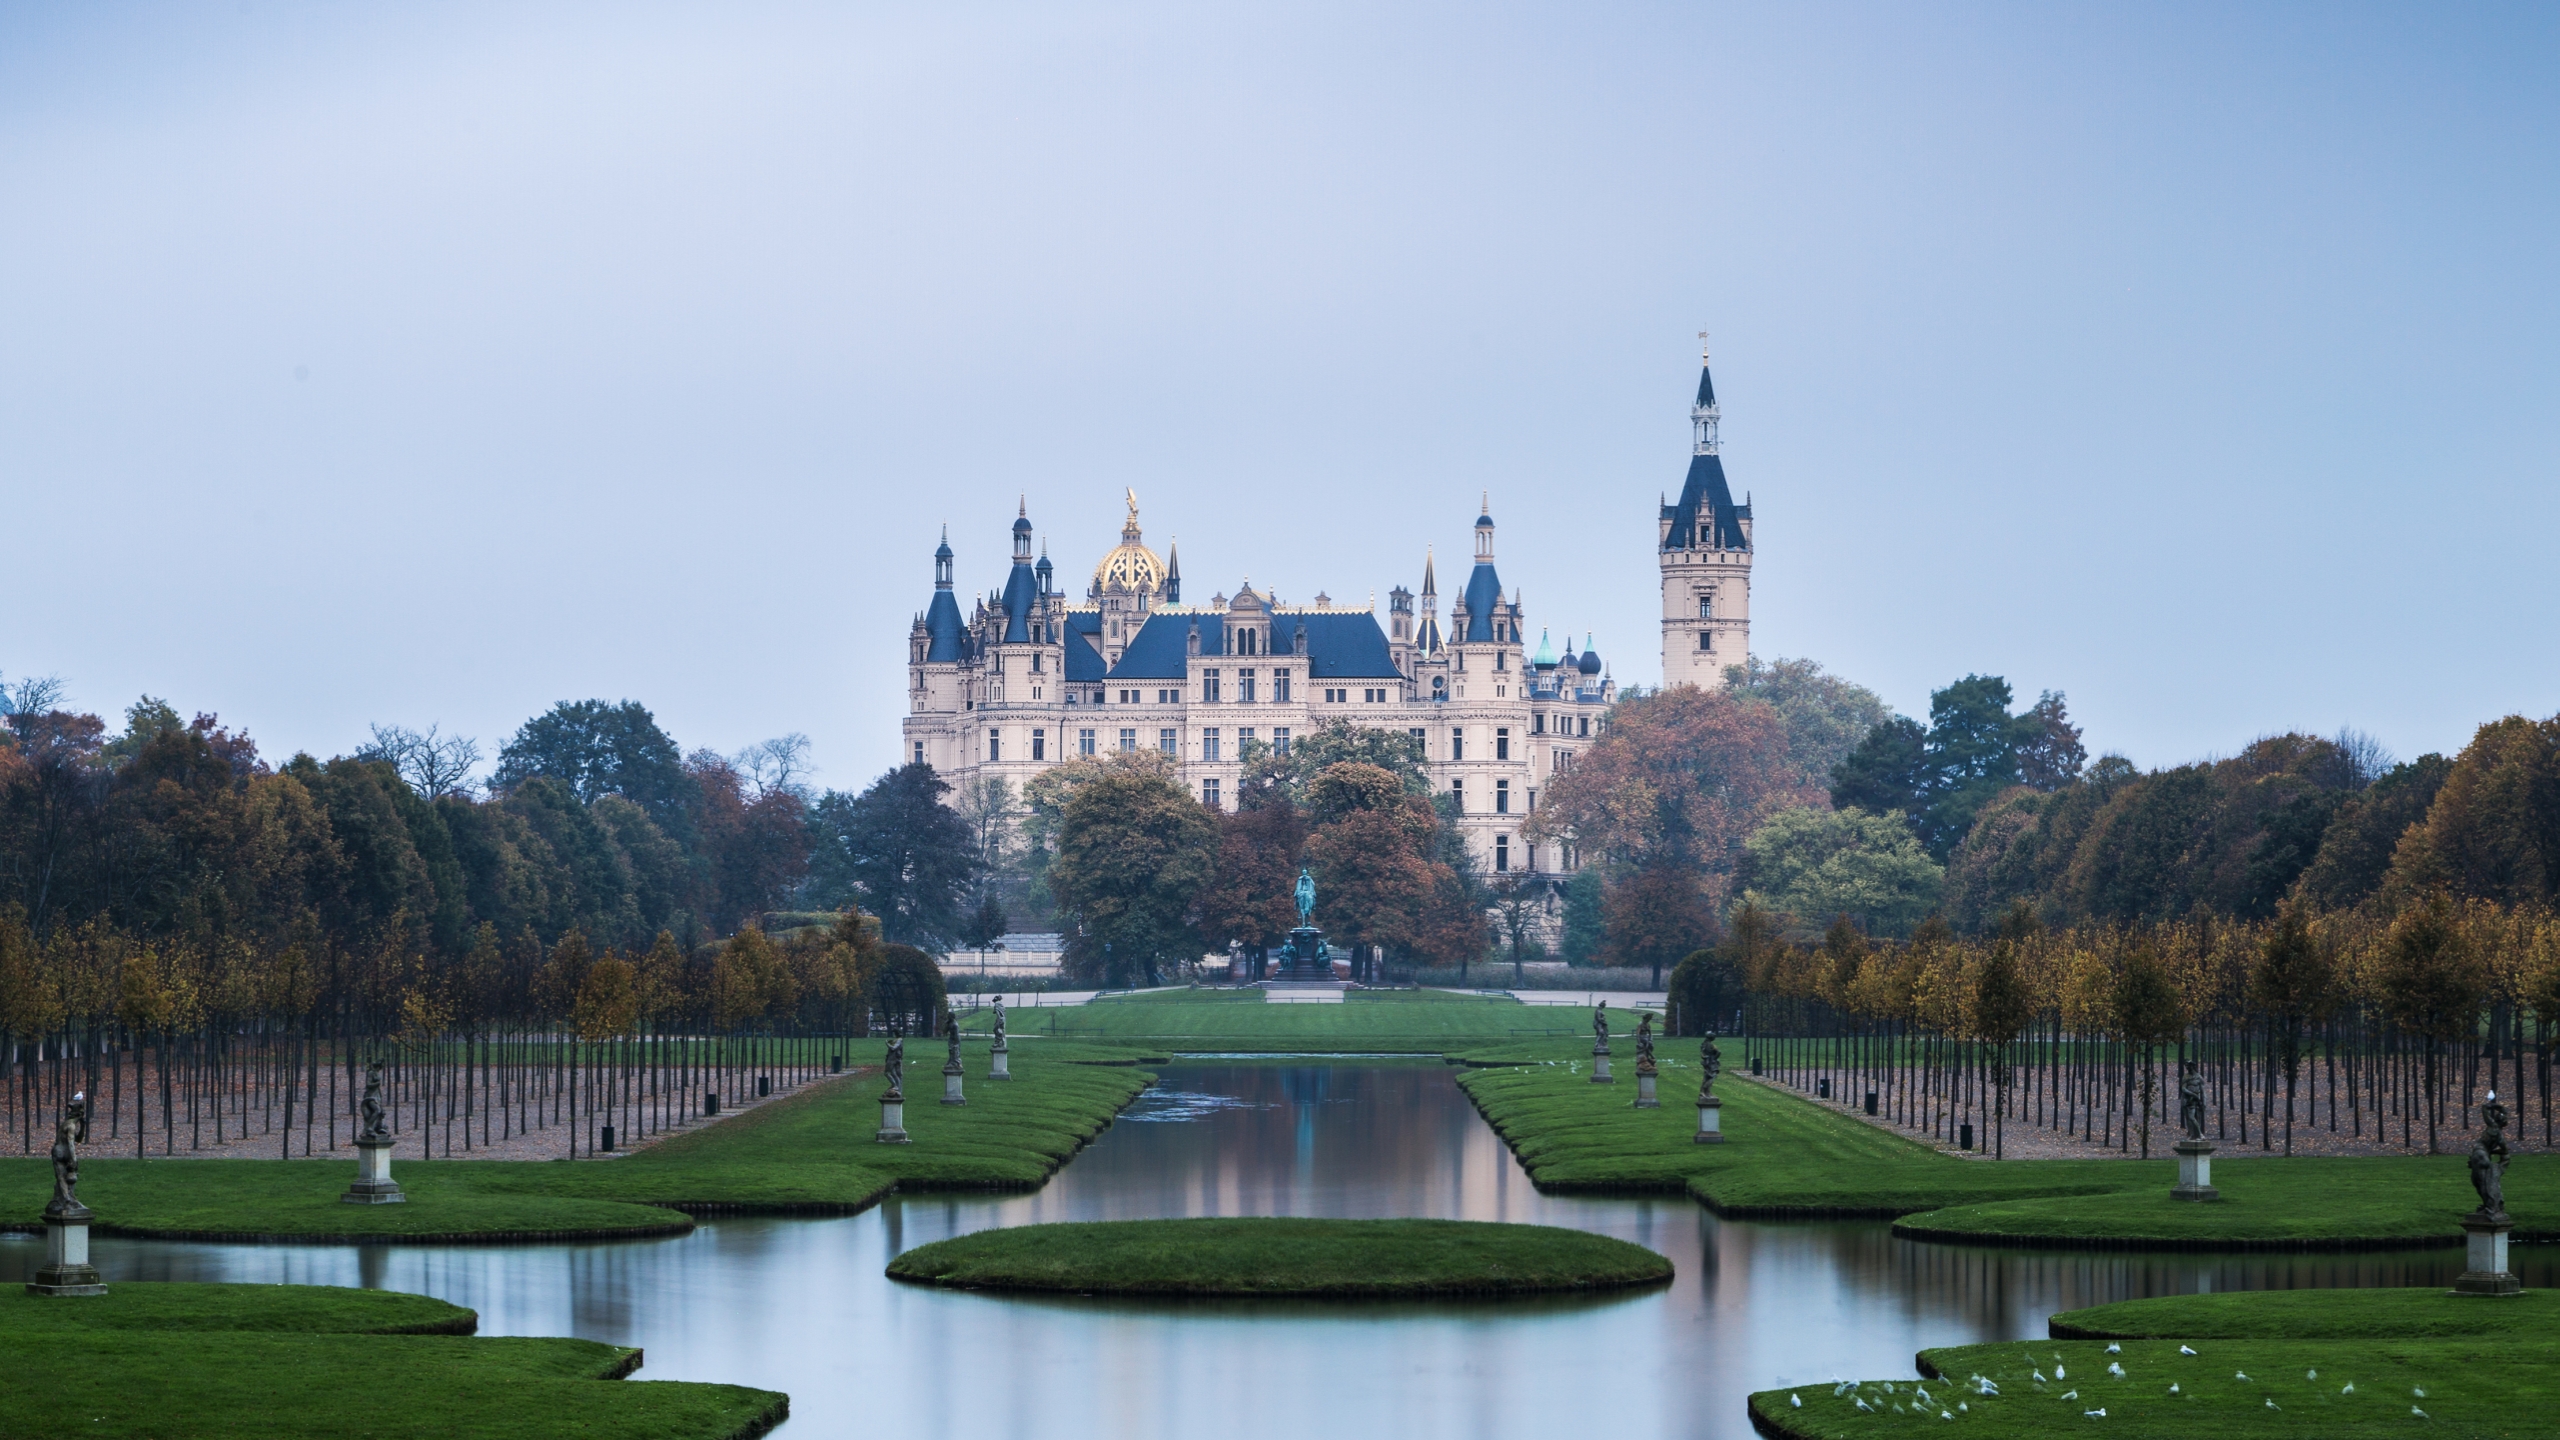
{"left": 1093, "top": 489, "right": 1165, "bottom": 592}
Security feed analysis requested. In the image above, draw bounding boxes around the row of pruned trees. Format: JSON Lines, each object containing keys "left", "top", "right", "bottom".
{"left": 1669, "top": 897, "right": 2560, "bottom": 1159}
{"left": 0, "top": 906, "right": 947, "bottom": 1161}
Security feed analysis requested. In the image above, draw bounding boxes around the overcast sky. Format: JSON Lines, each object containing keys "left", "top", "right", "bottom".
{"left": 7, "top": 2, "right": 2556, "bottom": 792}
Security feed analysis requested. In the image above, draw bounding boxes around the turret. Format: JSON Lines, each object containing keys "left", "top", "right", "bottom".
{"left": 1660, "top": 332, "right": 1754, "bottom": 690}
{"left": 924, "top": 528, "right": 965, "bottom": 662}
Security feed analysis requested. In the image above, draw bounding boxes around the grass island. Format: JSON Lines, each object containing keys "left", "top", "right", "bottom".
{"left": 884, "top": 1216, "right": 1674, "bottom": 1297}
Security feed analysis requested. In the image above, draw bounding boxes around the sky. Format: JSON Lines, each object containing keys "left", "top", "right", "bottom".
{"left": 6, "top": 1, "right": 2556, "bottom": 793}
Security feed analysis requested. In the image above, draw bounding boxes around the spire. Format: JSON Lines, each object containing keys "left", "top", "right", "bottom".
{"left": 1165, "top": 536, "right": 1181, "bottom": 604}
{"left": 1693, "top": 330, "right": 1719, "bottom": 456}
{"left": 1664, "top": 331, "right": 1747, "bottom": 552}
{"left": 1420, "top": 546, "right": 1437, "bottom": 597}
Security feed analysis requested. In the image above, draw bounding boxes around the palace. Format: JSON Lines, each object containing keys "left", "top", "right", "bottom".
{"left": 903, "top": 341, "right": 1754, "bottom": 876}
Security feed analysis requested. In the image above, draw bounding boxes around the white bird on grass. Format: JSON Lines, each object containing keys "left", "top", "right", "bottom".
{"left": 2413, "top": 1388, "right": 2427, "bottom": 1399}
{"left": 2061, "top": 1390, "right": 2078, "bottom": 1401}
{"left": 2168, "top": 1384, "right": 2180, "bottom": 1395}
{"left": 2105, "top": 1344, "right": 2121, "bottom": 1354}
{"left": 2107, "top": 1362, "right": 2125, "bottom": 1378}
{"left": 2033, "top": 1370, "right": 2049, "bottom": 1383}
{"left": 2341, "top": 1383, "right": 2354, "bottom": 1395}
{"left": 2266, "top": 1399, "right": 2280, "bottom": 1411}
{"left": 2083, "top": 1408, "right": 2106, "bottom": 1418}
{"left": 2413, "top": 1407, "right": 2429, "bottom": 1419}
{"left": 1790, "top": 1395, "right": 1801, "bottom": 1409}
{"left": 2178, "top": 1346, "right": 2196, "bottom": 1356}
{"left": 2235, "top": 1372, "right": 2251, "bottom": 1382}
{"left": 2307, "top": 1370, "right": 2319, "bottom": 1381}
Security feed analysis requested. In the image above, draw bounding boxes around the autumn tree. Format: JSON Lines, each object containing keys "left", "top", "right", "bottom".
{"left": 1602, "top": 866, "right": 1717, "bottom": 986}
{"left": 1197, "top": 799, "right": 1305, "bottom": 977}
{"left": 2248, "top": 905, "right": 2333, "bottom": 1154}
{"left": 1047, "top": 766, "right": 1216, "bottom": 988}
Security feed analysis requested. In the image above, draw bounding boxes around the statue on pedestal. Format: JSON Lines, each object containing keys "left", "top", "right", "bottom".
{"left": 1592, "top": 1002, "right": 1609, "bottom": 1047}
{"left": 991, "top": 997, "right": 1007, "bottom": 1047}
{"left": 2178, "top": 1060, "right": 2207, "bottom": 1141}
{"left": 359, "top": 1061, "right": 391, "bottom": 1144}
{"left": 46, "top": 1092, "right": 88, "bottom": 1218}
{"left": 1635, "top": 1012, "right": 1657, "bottom": 1073}
{"left": 1295, "top": 868, "right": 1317, "bottom": 927}
{"left": 882, "top": 1023, "right": 906, "bottom": 1102}
{"left": 944, "top": 1009, "right": 965, "bottom": 1073}
{"left": 2470, "top": 1091, "right": 2511, "bottom": 1218}
{"left": 1699, "top": 1034, "right": 1722, "bottom": 1097}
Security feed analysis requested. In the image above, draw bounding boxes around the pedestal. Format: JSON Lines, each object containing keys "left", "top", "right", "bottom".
{"left": 1635, "top": 1070, "right": 1659, "bottom": 1108}
{"left": 942, "top": 1068, "right": 966, "bottom": 1106}
{"left": 27, "top": 1208, "right": 105, "bottom": 1295}
{"left": 2453, "top": 1211, "right": 2522, "bottom": 1297}
{"left": 1694, "top": 1095, "right": 1723, "bottom": 1143}
{"left": 341, "top": 1138, "right": 405, "bottom": 1205}
{"left": 2170, "top": 1139, "right": 2218, "bottom": 1202}
{"left": 877, "top": 1096, "right": 910, "bottom": 1143}
{"left": 1591, "top": 1044, "right": 1614, "bottom": 1084}
{"left": 990, "top": 1044, "right": 1012, "bottom": 1080}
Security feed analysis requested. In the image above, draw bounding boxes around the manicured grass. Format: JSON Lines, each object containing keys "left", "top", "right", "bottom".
{"left": 1752, "top": 1335, "right": 2555, "bottom": 1438}
{"left": 0, "top": 1046, "right": 1149, "bottom": 1242}
{"left": 885, "top": 1217, "right": 1673, "bottom": 1296}
{"left": 2048, "top": 1287, "right": 2551, "bottom": 1340}
{"left": 965, "top": 988, "right": 1584, "bottom": 1052}
{"left": 4, "top": 1282, "right": 786, "bottom": 1440}
{"left": 1455, "top": 1047, "right": 2560, "bottom": 1247}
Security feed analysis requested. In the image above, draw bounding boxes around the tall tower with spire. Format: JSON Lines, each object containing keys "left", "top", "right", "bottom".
{"left": 1659, "top": 332, "right": 1754, "bottom": 689}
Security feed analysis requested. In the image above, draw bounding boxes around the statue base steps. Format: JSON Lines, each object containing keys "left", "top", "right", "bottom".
{"left": 877, "top": 1098, "right": 910, "bottom": 1143}
{"left": 990, "top": 1047, "right": 1012, "bottom": 1080}
{"left": 342, "top": 1139, "right": 405, "bottom": 1205}
{"left": 1695, "top": 1096, "right": 1723, "bottom": 1143}
{"left": 28, "top": 1213, "right": 105, "bottom": 1296}
{"left": 2170, "top": 1139, "right": 2218, "bottom": 1202}
{"left": 1634, "top": 1071, "right": 1659, "bottom": 1108}
{"left": 2453, "top": 1212, "right": 2522, "bottom": 1297}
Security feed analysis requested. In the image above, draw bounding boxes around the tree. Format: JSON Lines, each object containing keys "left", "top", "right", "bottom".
{"left": 2013, "top": 691, "right": 2088, "bottom": 792}
{"left": 804, "top": 763, "right": 977, "bottom": 949}
{"left": 1306, "top": 797, "right": 1441, "bottom": 980}
{"left": 1736, "top": 806, "right": 1945, "bottom": 939}
{"left": 1665, "top": 945, "right": 1738, "bottom": 1036}
{"left": 2110, "top": 946, "right": 2185, "bottom": 1159}
{"left": 1721, "top": 656, "right": 1893, "bottom": 786}
{"left": 2380, "top": 716, "right": 2560, "bottom": 908}
{"left": 1047, "top": 766, "right": 1216, "bottom": 988}
{"left": 2377, "top": 892, "right": 2487, "bottom": 1153}
{"left": 1833, "top": 678, "right": 2086, "bottom": 860}
{"left": 493, "top": 700, "right": 697, "bottom": 837}
{"left": 1528, "top": 686, "right": 1818, "bottom": 886}
{"left": 1972, "top": 940, "right": 2033, "bottom": 1158}
{"left": 1556, "top": 867, "right": 1604, "bottom": 965}
{"left": 1488, "top": 874, "right": 1548, "bottom": 984}
{"left": 1602, "top": 866, "right": 1716, "bottom": 986}
{"left": 2292, "top": 754, "right": 2452, "bottom": 910}
{"left": 360, "top": 723, "right": 483, "bottom": 799}
{"left": 1830, "top": 715, "right": 1927, "bottom": 819}
{"left": 869, "top": 942, "right": 947, "bottom": 1036}
{"left": 1197, "top": 799, "right": 1304, "bottom": 977}
{"left": 2249, "top": 905, "right": 2333, "bottom": 1155}
{"left": 960, "top": 894, "right": 1008, "bottom": 951}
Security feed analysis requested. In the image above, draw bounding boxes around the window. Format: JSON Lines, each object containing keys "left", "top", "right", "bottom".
{"left": 1495, "top": 835, "right": 1510, "bottom": 873}
{"left": 1118, "top": 728, "right": 1137, "bottom": 753}
{"left": 988, "top": 730, "right": 1001, "bottom": 763}
{"left": 1451, "top": 729, "right": 1465, "bottom": 762}
{"left": 1079, "top": 728, "right": 1097, "bottom": 756}
{"left": 1032, "top": 728, "right": 1046, "bottom": 761}
{"left": 1203, "top": 728, "right": 1221, "bottom": 762}
{"left": 1533, "top": 713, "right": 1545, "bottom": 734}
{"left": 1324, "top": 687, "right": 1344, "bottom": 703}
{"left": 1274, "top": 728, "right": 1291, "bottom": 757}
{"left": 1496, "top": 649, "right": 1507, "bottom": 672}
{"left": 1578, "top": 715, "right": 1590, "bottom": 737}
{"left": 1160, "top": 727, "right": 1178, "bottom": 755}
{"left": 1203, "top": 778, "right": 1221, "bottom": 809}
{"left": 1527, "top": 787, "right": 1536, "bottom": 812}
{"left": 1496, "top": 727, "right": 1511, "bottom": 761}
{"left": 1431, "top": 676, "right": 1446, "bottom": 699}
{"left": 1159, "top": 688, "right": 1178, "bottom": 703}
{"left": 913, "top": 742, "right": 925, "bottom": 765}
{"left": 1204, "top": 669, "right": 1221, "bottom": 703}
{"left": 1456, "top": 650, "right": 1466, "bottom": 672}
{"left": 1408, "top": 727, "right": 1426, "bottom": 755}
{"left": 1450, "top": 778, "right": 1465, "bottom": 812}
{"left": 1366, "top": 687, "right": 1386, "bottom": 703}
{"left": 1496, "top": 779, "right": 1511, "bottom": 814}
{"left": 1699, "top": 631, "right": 1713, "bottom": 651}
{"left": 1032, "top": 651, "right": 1043, "bottom": 672}
{"left": 1240, "top": 670, "right": 1257, "bottom": 703}
{"left": 1275, "top": 671, "right": 1291, "bottom": 703}
{"left": 1698, "top": 591, "right": 1714, "bottom": 619}
{"left": 1239, "top": 727, "right": 1256, "bottom": 751}
{"left": 1094, "top": 688, "right": 1107, "bottom": 704}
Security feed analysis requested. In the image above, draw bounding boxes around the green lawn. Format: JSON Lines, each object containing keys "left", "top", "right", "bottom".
{"left": 1752, "top": 1289, "right": 2557, "bottom": 1440}
{"left": 2, "top": 1282, "right": 785, "bottom": 1440}
{"left": 0, "top": 1046, "right": 1150, "bottom": 1243}
{"left": 1455, "top": 1048, "right": 2558, "bottom": 1246}
{"left": 885, "top": 1216, "right": 1672, "bottom": 1296}
{"left": 965, "top": 988, "right": 1588, "bottom": 1052}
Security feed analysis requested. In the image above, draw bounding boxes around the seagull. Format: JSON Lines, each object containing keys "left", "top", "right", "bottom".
{"left": 2178, "top": 1346, "right": 2197, "bottom": 1356}
{"left": 2266, "top": 1399, "right": 2281, "bottom": 1411}
{"left": 1856, "top": 1398, "right": 1873, "bottom": 1412}
{"left": 1977, "top": 1379, "right": 2000, "bottom": 1396}
{"left": 2107, "top": 1362, "right": 2125, "bottom": 1378}
{"left": 1940, "top": 1411, "right": 1953, "bottom": 1421}
{"left": 2413, "top": 1407, "right": 2429, "bottom": 1419}
{"left": 2056, "top": 1366, "right": 2068, "bottom": 1379}
{"left": 1790, "top": 1395, "right": 1802, "bottom": 1409}
{"left": 2307, "top": 1370, "right": 2318, "bottom": 1381}
{"left": 2084, "top": 1408, "right": 2107, "bottom": 1418}
{"left": 2033, "top": 1370, "right": 2049, "bottom": 1383}
{"left": 2341, "top": 1384, "right": 2354, "bottom": 1395}
{"left": 2061, "top": 1390, "right": 2079, "bottom": 1401}
{"left": 2169, "top": 1384, "right": 2181, "bottom": 1394}
{"left": 2106, "top": 1344, "right": 2121, "bottom": 1354}
{"left": 2235, "top": 1372, "right": 2251, "bottom": 1382}
{"left": 2413, "top": 1388, "right": 2427, "bottom": 1399}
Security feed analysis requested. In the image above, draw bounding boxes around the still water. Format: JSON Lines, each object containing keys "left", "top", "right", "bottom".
{"left": 6, "top": 1063, "right": 2546, "bottom": 1440}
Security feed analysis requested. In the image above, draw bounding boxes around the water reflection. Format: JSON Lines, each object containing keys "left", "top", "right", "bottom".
{"left": 2, "top": 1063, "right": 2547, "bottom": 1440}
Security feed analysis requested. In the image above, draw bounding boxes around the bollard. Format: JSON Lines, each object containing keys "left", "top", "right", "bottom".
{"left": 758, "top": 1075, "right": 771, "bottom": 1098}
{"left": 1864, "top": 1091, "right": 1879, "bottom": 1116}
{"left": 1750, "top": 1057, "right": 1763, "bottom": 1076}
{"left": 1959, "top": 1122, "right": 1974, "bottom": 1151}
{"left": 1817, "top": 1078, "right": 1831, "bottom": 1100}
{"left": 705, "top": 1092, "right": 721, "bottom": 1116}
{"left": 831, "top": 1055, "right": 844, "bottom": 1074}
{"left": 601, "top": 1124, "right": 616, "bottom": 1152}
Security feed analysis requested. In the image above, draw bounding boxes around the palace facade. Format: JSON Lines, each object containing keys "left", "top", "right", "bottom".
{"left": 903, "top": 342, "right": 1755, "bottom": 877}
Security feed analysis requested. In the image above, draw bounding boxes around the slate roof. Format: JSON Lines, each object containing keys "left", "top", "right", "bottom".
{"left": 1461, "top": 561, "right": 1503, "bottom": 642}
{"left": 1664, "top": 361, "right": 1750, "bottom": 551}
{"left": 1000, "top": 561, "right": 1037, "bottom": 644}
{"left": 1066, "top": 609, "right": 1403, "bottom": 681}
{"left": 925, "top": 590, "right": 966, "bottom": 662}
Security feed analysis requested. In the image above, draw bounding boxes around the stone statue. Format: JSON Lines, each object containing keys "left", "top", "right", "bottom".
{"left": 991, "top": 996, "right": 1007, "bottom": 1046}
{"left": 47, "top": 1091, "right": 88, "bottom": 1217}
{"left": 2470, "top": 1090, "right": 2512, "bottom": 1216}
{"left": 1699, "top": 1034, "right": 1722, "bottom": 1095}
{"left": 2178, "top": 1060, "right": 2206, "bottom": 1141}
{"left": 1593, "top": 1002, "right": 1609, "bottom": 1043}
{"left": 944, "top": 1008, "right": 964, "bottom": 1073}
{"left": 1635, "top": 1012, "right": 1656, "bottom": 1067}
{"left": 1294, "top": 868, "right": 1317, "bottom": 927}
{"left": 883, "top": 1022, "right": 906, "bottom": 1100}
{"left": 358, "top": 1061, "right": 390, "bottom": 1143}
